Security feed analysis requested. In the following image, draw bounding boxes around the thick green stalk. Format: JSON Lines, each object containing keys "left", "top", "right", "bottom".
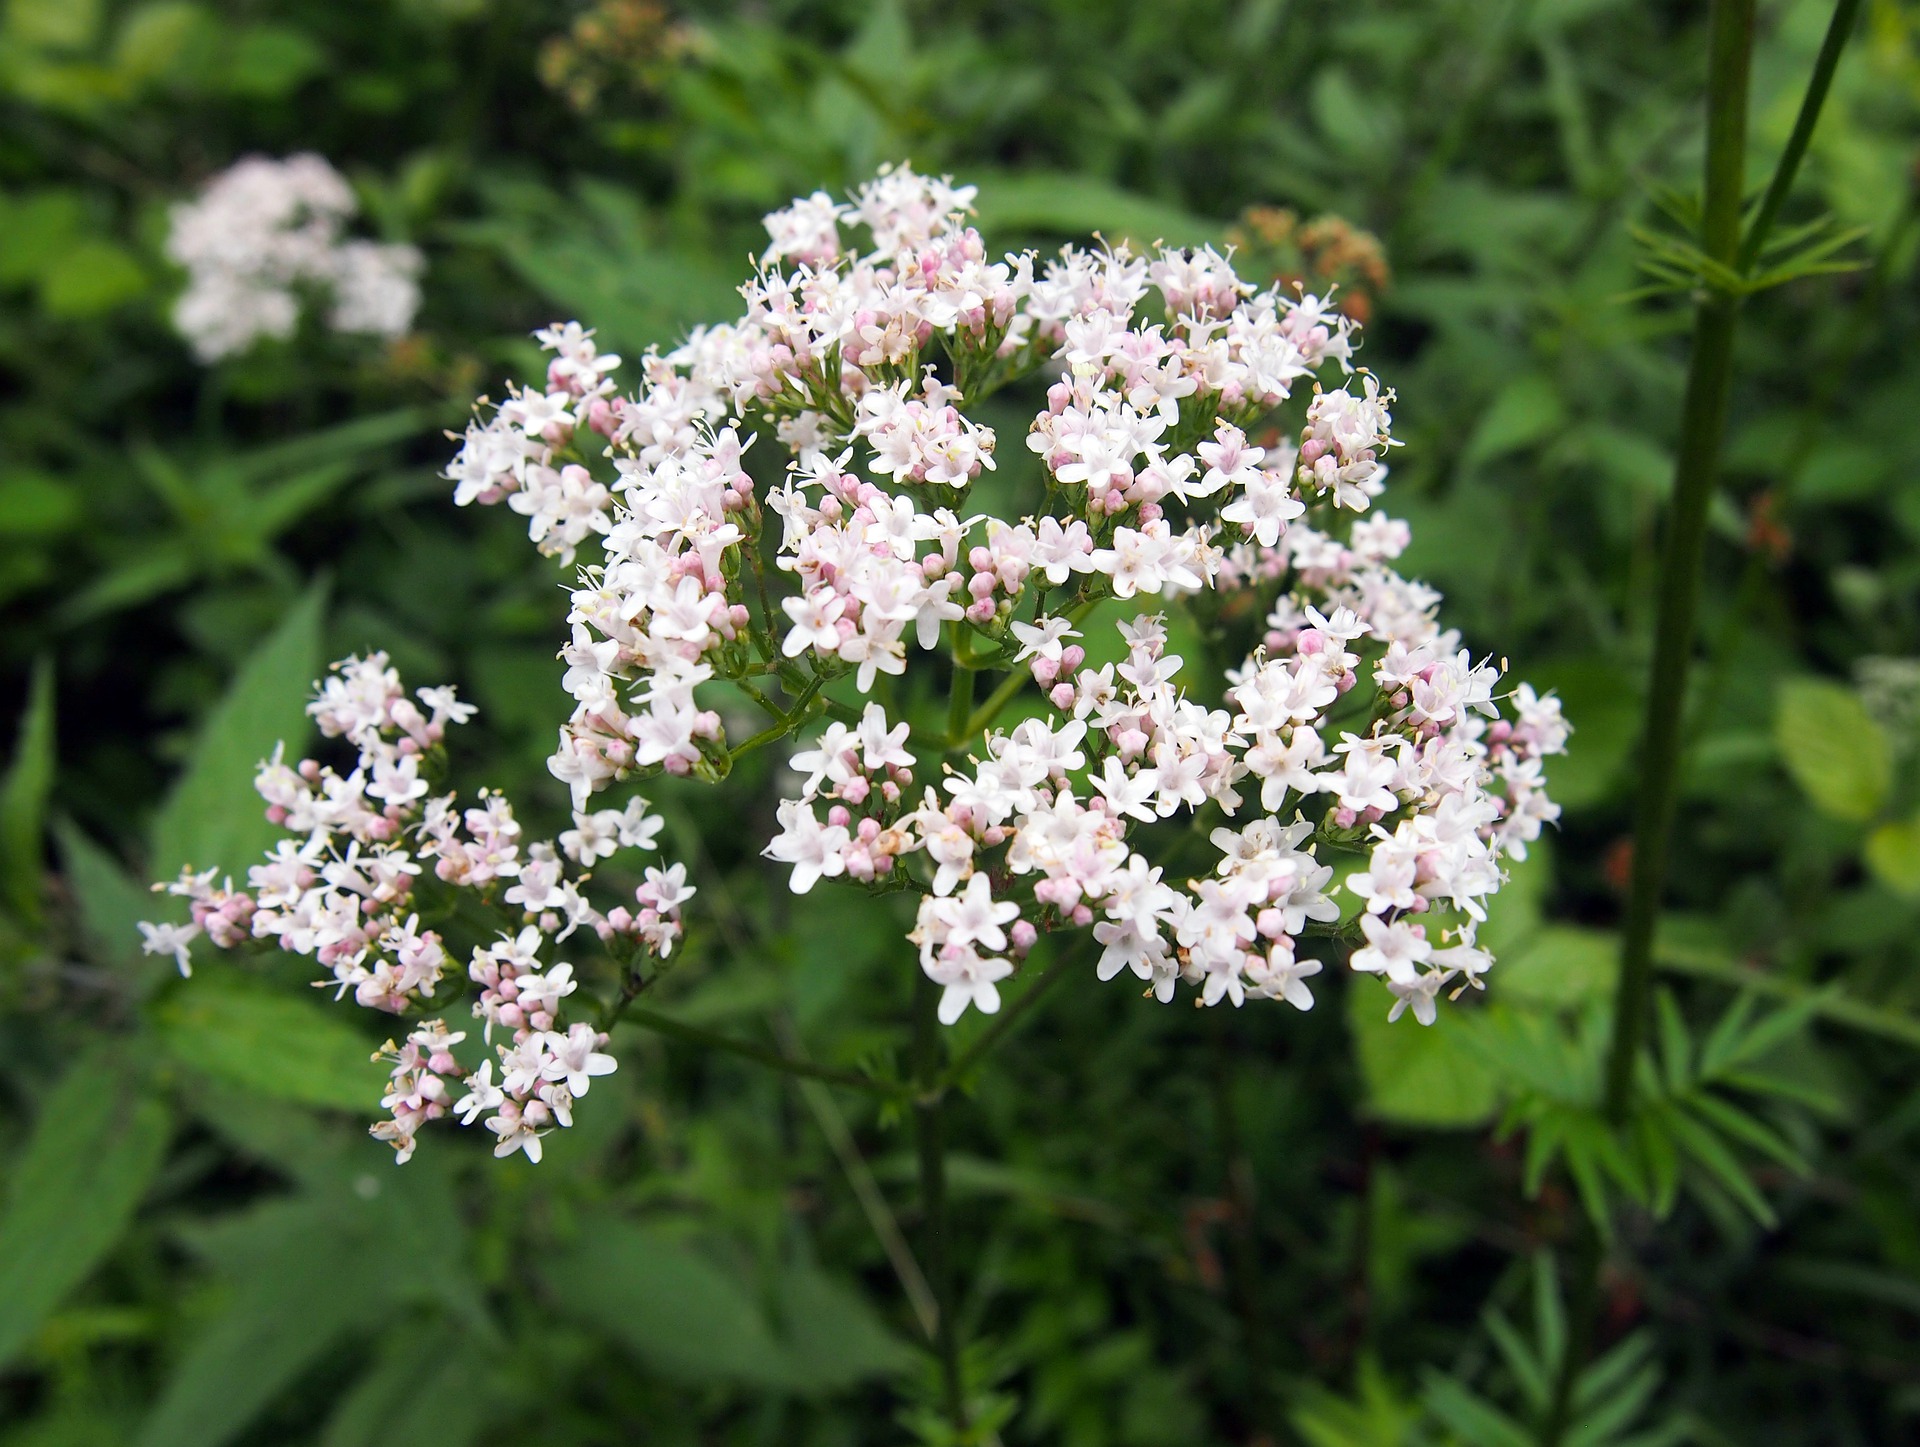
{"left": 914, "top": 971, "right": 968, "bottom": 1431}
{"left": 1603, "top": 0, "right": 1755, "bottom": 1125}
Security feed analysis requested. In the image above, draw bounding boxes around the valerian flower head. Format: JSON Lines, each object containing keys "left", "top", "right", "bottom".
{"left": 146, "top": 164, "right": 1566, "bottom": 1167}
{"left": 437, "top": 163, "right": 1564, "bottom": 1034}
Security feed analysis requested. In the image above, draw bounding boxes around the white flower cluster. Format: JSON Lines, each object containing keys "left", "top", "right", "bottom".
{"left": 165, "top": 154, "right": 423, "bottom": 362}
{"left": 440, "top": 163, "right": 1565, "bottom": 1040}
{"left": 140, "top": 653, "right": 692, "bottom": 1163}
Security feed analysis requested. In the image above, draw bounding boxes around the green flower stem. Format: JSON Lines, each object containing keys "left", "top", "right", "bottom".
{"left": 914, "top": 970, "right": 969, "bottom": 1433}
{"left": 1735, "top": 0, "right": 1862, "bottom": 276}
{"left": 947, "top": 635, "right": 978, "bottom": 744}
{"left": 1603, "top": 0, "right": 1755, "bottom": 1127}
{"left": 941, "top": 953, "right": 1074, "bottom": 1090}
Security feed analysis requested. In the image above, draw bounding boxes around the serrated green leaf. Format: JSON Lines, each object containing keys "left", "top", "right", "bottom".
{"left": 1773, "top": 677, "right": 1892, "bottom": 822}
{"left": 0, "top": 656, "right": 55, "bottom": 920}
{"left": 0, "top": 1045, "right": 171, "bottom": 1369}
{"left": 149, "top": 582, "right": 326, "bottom": 881}
{"left": 155, "top": 977, "right": 385, "bottom": 1112}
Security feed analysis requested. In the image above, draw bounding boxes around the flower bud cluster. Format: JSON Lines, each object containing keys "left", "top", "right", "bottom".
{"left": 430, "top": 163, "right": 1564, "bottom": 1037}
{"left": 142, "top": 653, "right": 692, "bottom": 1163}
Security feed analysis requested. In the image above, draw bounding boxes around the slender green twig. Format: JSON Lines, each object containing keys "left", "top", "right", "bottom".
{"left": 621, "top": 1005, "right": 904, "bottom": 1097}
{"left": 1735, "top": 0, "right": 1863, "bottom": 276}
{"left": 942, "top": 954, "right": 1075, "bottom": 1089}
{"left": 772, "top": 1014, "right": 941, "bottom": 1340}
{"left": 1603, "top": 0, "right": 1756, "bottom": 1127}
{"left": 913, "top": 971, "right": 969, "bottom": 1432}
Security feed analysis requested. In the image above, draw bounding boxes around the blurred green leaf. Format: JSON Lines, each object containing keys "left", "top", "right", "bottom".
{"left": 1864, "top": 816, "right": 1920, "bottom": 898}
{"left": 0, "top": 1044, "right": 170, "bottom": 1369}
{"left": 1516, "top": 659, "right": 1636, "bottom": 811}
{"left": 0, "top": 471, "right": 82, "bottom": 536}
{"left": 6, "top": 0, "right": 101, "bottom": 51}
{"left": 543, "top": 1215, "right": 798, "bottom": 1388}
{"left": 0, "top": 190, "right": 84, "bottom": 283}
{"left": 223, "top": 23, "right": 325, "bottom": 97}
{"left": 1774, "top": 677, "right": 1892, "bottom": 822}
{"left": 38, "top": 238, "right": 147, "bottom": 316}
{"left": 113, "top": 2, "right": 215, "bottom": 84}
{"left": 137, "top": 1202, "right": 401, "bottom": 1447}
{"left": 54, "top": 818, "right": 153, "bottom": 969}
{"left": 1463, "top": 374, "right": 1567, "bottom": 469}
{"left": 971, "top": 170, "right": 1222, "bottom": 248}
{"left": 321, "top": 1321, "right": 498, "bottom": 1447}
{"left": 0, "top": 657, "right": 55, "bottom": 920}
{"left": 154, "top": 976, "right": 385, "bottom": 1112}
{"left": 1348, "top": 984, "right": 1499, "bottom": 1128}
{"left": 1498, "top": 926, "right": 1619, "bottom": 1009}
{"left": 149, "top": 580, "right": 325, "bottom": 880}
{"left": 775, "top": 1259, "right": 914, "bottom": 1389}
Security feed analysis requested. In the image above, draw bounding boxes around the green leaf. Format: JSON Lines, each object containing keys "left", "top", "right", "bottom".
{"left": 1463, "top": 374, "right": 1567, "bottom": 469}
{"left": 0, "top": 471, "right": 82, "bottom": 537}
{"left": 0, "top": 656, "right": 55, "bottom": 920}
{"left": 0, "top": 1045, "right": 171, "bottom": 1369}
{"left": 1348, "top": 985, "right": 1499, "bottom": 1128}
{"left": 149, "top": 581, "right": 326, "bottom": 881}
{"left": 542, "top": 1215, "right": 798, "bottom": 1388}
{"left": 1420, "top": 1373, "right": 1533, "bottom": 1447}
{"left": 54, "top": 819, "right": 154, "bottom": 969}
{"left": 137, "top": 1202, "right": 400, "bottom": 1447}
{"left": 155, "top": 976, "right": 385, "bottom": 1113}
{"left": 321, "top": 1321, "right": 498, "bottom": 1447}
{"left": 7, "top": 0, "right": 102, "bottom": 50}
{"left": 38, "top": 238, "right": 148, "bottom": 316}
{"left": 774, "top": 1259, "right": 914, "bottom": 1389}
{"left": 1864, "top": 817, "right": 1920, "bottom": 898}
{"left": 1773, "top": 677, "right": 1892, "bottom": 822}
{"left": 1498, "top": 927, "right": 1620, "bottom": 1009}
{"left": 221, "top": 22, "right": 325, "bottom": 97}
{"left": 970, "top": 170, "right": 1222, "bottom": 249}
{"left": 1517, "top": 659, "right": 1638, "bottom": 811}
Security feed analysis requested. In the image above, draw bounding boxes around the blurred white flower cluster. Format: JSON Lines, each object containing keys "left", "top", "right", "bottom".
{"left": 165, "top": 154, "right": 422, "bottom": 361}
{"left": 446, "top": 163, "right": 1567, "bottom": 1035}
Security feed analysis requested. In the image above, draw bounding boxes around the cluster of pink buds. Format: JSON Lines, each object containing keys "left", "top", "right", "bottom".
{"left": 141, "top": 652, "right": 692, "bottom": 1164}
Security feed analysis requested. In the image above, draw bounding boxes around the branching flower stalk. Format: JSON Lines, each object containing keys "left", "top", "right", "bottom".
{"left": 142, "top": 166, "right": 1567, "bottom": 1434}
{"left": 1543, "top": 1, "right": 1862, "bottom": 1441}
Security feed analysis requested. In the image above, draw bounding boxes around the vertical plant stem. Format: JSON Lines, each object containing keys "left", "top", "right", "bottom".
{"left": 914, "top": 971, "right": 968, "bottom": 1432}
{"left": 1603, "top": 0, "right": 1755, "bottom": 1124}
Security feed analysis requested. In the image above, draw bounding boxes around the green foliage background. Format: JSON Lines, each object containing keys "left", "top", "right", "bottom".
{"left": 2, "top": 0, "right": 1920, "bottom": 1441}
